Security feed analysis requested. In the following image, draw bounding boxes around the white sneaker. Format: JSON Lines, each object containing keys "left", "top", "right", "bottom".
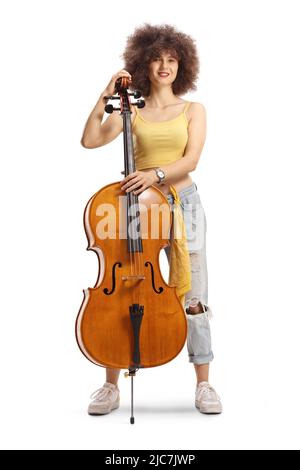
{"left": 195, "top": 381, "right": 222, "bottom": 414}
{"left": 88, "top": 382, "right": 120, "bottom": 415}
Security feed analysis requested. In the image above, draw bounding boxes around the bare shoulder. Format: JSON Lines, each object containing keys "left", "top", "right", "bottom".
{"left": 191, "top": 101, "right": 206, "bottom": 111}
{"left": 188, "top": 101, "right": 206, "bottom": 121}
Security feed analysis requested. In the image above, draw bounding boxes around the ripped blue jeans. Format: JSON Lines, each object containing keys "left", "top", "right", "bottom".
{"left": 164, "top": 182, "right": 214, "bottom": 365}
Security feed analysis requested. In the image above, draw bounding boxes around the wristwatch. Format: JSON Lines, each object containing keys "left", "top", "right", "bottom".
{"left": 154, "top": 167, "right": 166, "bottom": 185}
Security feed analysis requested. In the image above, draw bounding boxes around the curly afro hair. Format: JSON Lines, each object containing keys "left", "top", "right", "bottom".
{"left": 121, "top": 23, "right": 200, "bottom": 97}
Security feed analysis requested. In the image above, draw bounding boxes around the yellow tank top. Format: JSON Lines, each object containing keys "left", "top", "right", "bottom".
{"left": 132, "top": 102, "right": 191, "bottom": 170}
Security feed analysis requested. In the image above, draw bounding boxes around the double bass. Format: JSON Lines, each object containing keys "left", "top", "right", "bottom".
{"left": 76, "top": 77, "right": 187, "bottom": 423}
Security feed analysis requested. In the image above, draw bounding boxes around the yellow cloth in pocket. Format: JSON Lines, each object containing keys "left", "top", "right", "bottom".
{"left": 168, "top": 185, "right": 191, "bottom": 307}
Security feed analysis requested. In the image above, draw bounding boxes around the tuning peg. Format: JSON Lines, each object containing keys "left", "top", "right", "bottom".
{"left": 136, "top": 99, "right": 145, "bottom": 109}
{"left": 128, "top": 90, "right": 142, "bottom": 99}
{"left": 107, "top": 95, "right": 120, "bottom": 100}
{"left": 131, "top": 99, "right": 145, "bottom": 109}
{"left": 104, "top": 104, "right": 114, "bottom": 113}
{"left": 105, "top": 104, "right": 121, "bottom": 113}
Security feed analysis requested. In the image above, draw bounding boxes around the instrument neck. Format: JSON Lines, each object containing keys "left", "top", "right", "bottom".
{"left": 123, "top": 112, "right": 136, "bottom": 177}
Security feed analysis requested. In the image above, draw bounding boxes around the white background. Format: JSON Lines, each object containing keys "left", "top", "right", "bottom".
{"left": 1, "top": 0, "right": 300, "bottom": 450}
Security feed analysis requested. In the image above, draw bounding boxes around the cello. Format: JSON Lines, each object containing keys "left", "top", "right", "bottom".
{"left": 76, "top": 77, "right": 187, "bottom": 423}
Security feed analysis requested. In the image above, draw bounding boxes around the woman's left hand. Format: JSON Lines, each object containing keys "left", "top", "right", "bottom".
{"left": 120, "top": 170, "right": 157, "bottom": 195}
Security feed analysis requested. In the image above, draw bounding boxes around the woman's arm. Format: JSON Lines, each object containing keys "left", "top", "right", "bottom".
{"left": 81, "top": 69, "right": 132, "bottom": 148}
{"left": 81, "top": 92, "right": 124, "bottom": 149}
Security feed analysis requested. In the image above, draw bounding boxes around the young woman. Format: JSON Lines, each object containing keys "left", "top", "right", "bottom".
{"left": 81, "top": 23, "right": 222, "bottom": 415}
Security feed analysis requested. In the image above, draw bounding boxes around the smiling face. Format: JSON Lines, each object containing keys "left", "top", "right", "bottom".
{"left": 148, "top": 50, "right": 179, "bottom": 88}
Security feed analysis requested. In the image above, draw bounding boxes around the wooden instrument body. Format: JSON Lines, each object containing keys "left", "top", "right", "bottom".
{"left": 76, "top": 181, "right": 187, "bottom": 369}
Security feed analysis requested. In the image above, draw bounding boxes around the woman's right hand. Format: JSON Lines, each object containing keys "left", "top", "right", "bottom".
{"left": 102, "top": 69, "right": 132, "bottom": 97}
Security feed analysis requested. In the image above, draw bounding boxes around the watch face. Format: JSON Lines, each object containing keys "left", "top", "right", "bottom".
{"left": 157, "top": 170, "right": 164, "bottom": 178}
